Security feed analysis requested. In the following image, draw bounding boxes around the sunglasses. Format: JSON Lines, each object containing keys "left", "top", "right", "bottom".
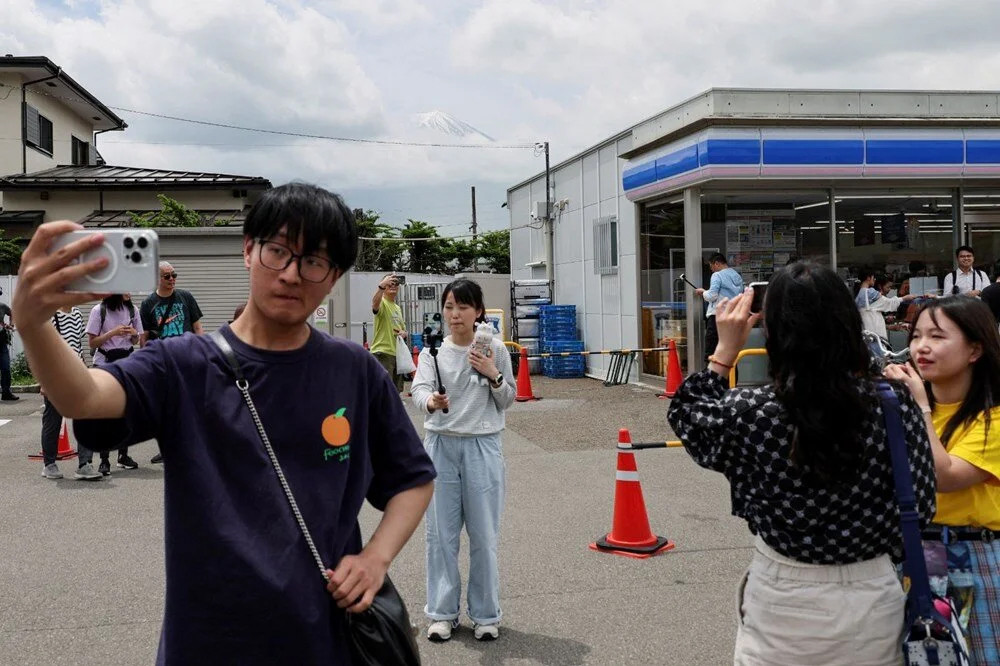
{"left": 161, "top": 272, "right": 178, "bottom": 279}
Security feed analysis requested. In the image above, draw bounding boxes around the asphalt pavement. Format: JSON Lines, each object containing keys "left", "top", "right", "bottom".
{"left": 0, "top": 376, "right": 753, "bottom": 665}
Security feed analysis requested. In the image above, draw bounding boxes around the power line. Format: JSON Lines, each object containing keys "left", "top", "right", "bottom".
{"left": 14, "top": 85, "right": 538, "bottom": 150}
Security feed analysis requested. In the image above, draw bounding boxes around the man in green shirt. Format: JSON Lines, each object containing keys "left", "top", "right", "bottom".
{"left": 371, "top": 274, "right": 407, "bottom": 391}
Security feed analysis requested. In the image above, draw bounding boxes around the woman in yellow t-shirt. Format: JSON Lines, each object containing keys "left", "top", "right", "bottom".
{"left": 886, "top": 296, "right": 1000, "bottom": 664}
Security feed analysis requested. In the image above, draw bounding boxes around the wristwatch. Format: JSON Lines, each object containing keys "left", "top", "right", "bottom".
{"left": 490, "top": 372, "right": 504, "bottom": 388}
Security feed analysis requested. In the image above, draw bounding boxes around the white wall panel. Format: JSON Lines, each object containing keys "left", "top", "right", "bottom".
{"left": 600, "top": 273, "right": 620, "bottom": 315}
{"left": 554, "top": 207, "right": 583, "bottom": 263}
{"left": 582, "top": 153, "right": 599, "bottom": 207}
{"left": 602, "top": 314, "right": 622, "bottom": 349}
{"left": 619, "top": 253, "right": 637, "bottom": 320}
{"left": 554, "top": 163, "right": 581, "bottom": 210}
{"left": 621, "top": 315, "right": 638, "bottom": 348}
{"left": 584, "top": 258, "right": 601, "bottom": 310}
{"left": 599, "top": 145, "right": 618, "bottom": 201}
{"left": 618, "top": 198, "right": 637, "bottom": 257}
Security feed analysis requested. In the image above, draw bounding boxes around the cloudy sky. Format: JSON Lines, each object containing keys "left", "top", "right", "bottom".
{"left": 5, "top": 0, "right": 1000, "bottom": 235}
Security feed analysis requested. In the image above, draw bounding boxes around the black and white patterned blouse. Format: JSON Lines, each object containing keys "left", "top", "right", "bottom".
{"left": 667, "top": 370, "right": 936, "bottom": 564}
{"left": 52, "top": 308, "right": 86, "bottom": 359}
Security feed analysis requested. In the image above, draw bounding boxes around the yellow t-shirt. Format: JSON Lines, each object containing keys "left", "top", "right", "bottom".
{"left": 933, "top": 402, "right": 1000, "bottom": 529}
{"left": 370, "top": 299, "right": 404, "bottom": 356}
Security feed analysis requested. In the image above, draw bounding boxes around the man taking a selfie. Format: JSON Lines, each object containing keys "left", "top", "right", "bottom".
{"left": 13, "top": 183, "right": 435, "bottom": 665}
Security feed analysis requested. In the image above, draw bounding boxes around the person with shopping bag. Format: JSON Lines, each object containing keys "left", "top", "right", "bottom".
{"left": 668, "top": 262, "right": 937, "bottom": 665}
{"left": 885, "top": 296, "right": 1000, "bottom": 664}
{"left": 370, "top": 273, "right": 408, "bottom": 392}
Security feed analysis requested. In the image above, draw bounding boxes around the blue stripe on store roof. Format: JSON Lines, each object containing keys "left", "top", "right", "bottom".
{"left": 699, "top": 139, "right": 760, "bottom": 166}
{"left": 866, "top": 140, "right": 964, "bottom": 164}
{"left": 966, "top": 140, "right": 1000, "bottom": 164}
{"left": 622, "top": 160, "right": 657, "bottom": 190}
{"left": 656, "top": 145, "right": 699, "bottom": 181}
{"left": 762, "top": 139, "right": 863, "bottom": 165}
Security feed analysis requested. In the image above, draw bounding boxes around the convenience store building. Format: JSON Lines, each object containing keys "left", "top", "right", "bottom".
{"left": 506, "top": 88, "right": 1000, "bottom": 383}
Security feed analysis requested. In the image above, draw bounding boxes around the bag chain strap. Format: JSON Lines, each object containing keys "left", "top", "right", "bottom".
{"left": 209, "top": 330, "right": 329, "bottom": 583}
{"left": 233, "top": 377, "right": 329, "bottom": 582}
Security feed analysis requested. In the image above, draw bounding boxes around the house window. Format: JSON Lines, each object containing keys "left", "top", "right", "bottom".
{"left": 72, "top": 137, "right": 90, "bottom": 165}
{"left": 594, "top": 215, "right": 618, "bottom": 274}
{"left": 24, "top": 104, "right": 54, "bottom": 155}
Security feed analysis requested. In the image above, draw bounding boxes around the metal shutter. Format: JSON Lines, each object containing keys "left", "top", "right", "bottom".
{"left": 167, "top": 256, "right": 249, "bottom": 334}
{"left": 24, "top": 104, "right": 40, "bottom": 146}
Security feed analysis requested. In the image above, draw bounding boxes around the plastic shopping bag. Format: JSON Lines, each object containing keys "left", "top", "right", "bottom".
{"left": 395, "top": 337, "right": 416, "bottom": 375}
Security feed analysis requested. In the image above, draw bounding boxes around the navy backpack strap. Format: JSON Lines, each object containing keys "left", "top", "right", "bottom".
{"left": 876, "top": 381, "right": 934, "bottom": 618}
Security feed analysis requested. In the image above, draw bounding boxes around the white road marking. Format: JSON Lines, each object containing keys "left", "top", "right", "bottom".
{"left": 0, "top": 419, "right": 11, "bottom": 427}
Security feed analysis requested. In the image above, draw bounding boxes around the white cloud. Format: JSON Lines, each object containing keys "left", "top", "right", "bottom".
{"left": 5, "top": 0, "right": 1000, "bottom": 231}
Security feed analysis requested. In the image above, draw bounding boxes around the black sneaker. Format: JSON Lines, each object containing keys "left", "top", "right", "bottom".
{"left": 117, "top": 455, "right": 139, "bottom": 469}
{"left": 1, "top": 393, "right": 19, "bottom": 401}
{"left": 150, "top": 453, "right": 163, "bottom": 464}
{"left": 98, "top": 459, "right": 111, "bottom": 476}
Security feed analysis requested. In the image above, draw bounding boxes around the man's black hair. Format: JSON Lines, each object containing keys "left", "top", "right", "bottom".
{"left": 243, "top": 183, "right": 358, "bottom": 273}
{"left": 956, "top": 245, "right": 975, "bottom": 258}
{"left": 707, "top": 252, "right": 727, "bottom": 265}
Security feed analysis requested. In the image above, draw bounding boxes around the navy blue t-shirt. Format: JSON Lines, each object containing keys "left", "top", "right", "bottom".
{"left": 75, "top": 325, "right": 435, "bottom": 665}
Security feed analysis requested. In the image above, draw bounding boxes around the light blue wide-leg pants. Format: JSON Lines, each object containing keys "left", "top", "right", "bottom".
{"left": 424, "top": 432, "right": 505, "bottom": 625}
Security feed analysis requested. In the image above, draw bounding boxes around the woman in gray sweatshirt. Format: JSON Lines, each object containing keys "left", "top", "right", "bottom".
{"left": 411, "top": 279, "right": 516, "bottom": 644}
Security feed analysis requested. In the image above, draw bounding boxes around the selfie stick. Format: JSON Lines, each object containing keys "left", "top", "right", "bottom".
{"left": 678, "top": 273, "right": 699, "bottom": 290}
{"left": 427, "top": 345, "right": 448, "bottom": 415}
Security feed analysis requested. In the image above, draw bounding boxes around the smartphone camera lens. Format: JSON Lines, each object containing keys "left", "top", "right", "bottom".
{"left": 123, "top": 236, "right": 135, "bottom": 249}
{"left": 137, "top": 236, "right": 148, "bottom": 249}
{"left": 130, "top": 251, "right": 142, "bottom": 263}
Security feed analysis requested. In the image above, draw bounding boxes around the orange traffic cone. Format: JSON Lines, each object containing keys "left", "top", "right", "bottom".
{"left": 589, "top": 428, "right": 674, "bottom": 559}
{"left": 29, "top": 419, "right": 78, "bottom": 461}
{"left": 514, "top": 347, "right": 539, "bottom": 402}
{"left": 657, "top": 339, "right": 682, "bottom": 399}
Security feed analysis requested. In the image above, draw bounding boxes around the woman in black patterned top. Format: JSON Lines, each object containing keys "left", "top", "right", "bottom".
{"left": 668, "top": 263, "right": 936, "bottom": 665}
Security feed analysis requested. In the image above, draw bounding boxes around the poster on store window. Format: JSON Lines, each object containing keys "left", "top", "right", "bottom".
{"left": 854, "top": 218, "right": 875, "bottom": 246}
{"left": 881, "top": 213, "right": 907, "bottom": 247}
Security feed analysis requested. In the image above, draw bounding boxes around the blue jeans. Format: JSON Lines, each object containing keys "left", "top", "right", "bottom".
{"left": 424, "top": 432, "right": 505, "bottom": 625}
{"left": 0, "top": 343, "right": 10, "bottom": 394}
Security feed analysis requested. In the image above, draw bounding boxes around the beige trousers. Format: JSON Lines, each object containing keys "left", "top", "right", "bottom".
{"left": 734, "top": 536, "right": 905, "bottom": 666}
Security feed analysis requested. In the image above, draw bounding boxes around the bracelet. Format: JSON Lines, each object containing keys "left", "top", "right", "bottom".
{"left": 918, "top": 404, "right": 932, "bottom": 415}
{"left": 377, "top": 285, "right": 385, "bottom": 290}
{"left": 707, "top": 355, "right": 734, "bottom": 369}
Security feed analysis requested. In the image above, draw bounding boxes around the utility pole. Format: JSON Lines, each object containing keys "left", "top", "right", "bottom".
{"left": 470, "top": 185, "right": 478, "bottom": 271}
{"left": 470, "top": 185, "right": 478, "bottom": 241}
{"left": 543, "top": 141, "right": 553, "bottom": 293}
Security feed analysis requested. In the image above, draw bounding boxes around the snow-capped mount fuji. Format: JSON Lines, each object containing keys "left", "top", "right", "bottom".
{"left": 415, "top": 110, "right": 494, "bottom": 142}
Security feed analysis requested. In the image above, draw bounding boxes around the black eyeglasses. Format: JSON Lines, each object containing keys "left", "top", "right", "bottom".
{"left": 257, "top": 240, "right": 334, "bottom": 283}
{"left": 161, "top": 272, "right": 178, "bottom": 279}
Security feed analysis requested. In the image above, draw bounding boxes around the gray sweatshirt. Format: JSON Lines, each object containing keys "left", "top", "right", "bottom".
{"left": 410, "top": 336, "right": 516, "bottom": 436}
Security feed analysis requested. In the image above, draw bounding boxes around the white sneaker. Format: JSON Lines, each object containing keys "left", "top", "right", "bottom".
{"left": 41, "top": 463, "right": 63, "bottom": 480}
{"left": 74, "top": 463, "right": 102, "bottom": 481}
{"left": 427, "top": 619, "right": 458, "bottom": 642}
{"left": 473, "top": 623, "right": 499, "bottom": 641}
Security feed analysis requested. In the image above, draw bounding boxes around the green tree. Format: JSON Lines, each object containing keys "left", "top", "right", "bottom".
{"left": 128, "top": 194, "right": 203, "bottom": 228}
{"left": 0, "top": 229, "right": 24, "bottom": 274}
{"left": 402, "top": 220, "right": 453, "bottom": 273}
{"left": 448, "top": 238, "right": 478, "bottom": 273}
{"left": 353, "top": 209, "right": 405, "bottom": 272}
{"left": 476, "top": 230, "right": 510, "bottom": 273}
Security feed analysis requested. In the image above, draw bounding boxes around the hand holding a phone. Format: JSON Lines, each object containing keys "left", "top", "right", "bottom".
{"left": 13, "top": 221, "right": 109, "bottom": 332}
{"left": 712, "top": 287, "right": 763, "bottom": 363}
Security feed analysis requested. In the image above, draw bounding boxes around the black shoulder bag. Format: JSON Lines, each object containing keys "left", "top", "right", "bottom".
{"left": 207, "top": 331, "right": 421, "bottom": 666}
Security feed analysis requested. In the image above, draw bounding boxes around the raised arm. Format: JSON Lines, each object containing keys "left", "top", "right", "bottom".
{"left": 13, "top": 221, "right": 127, "bottom": 419}
{"left": 371, "top": 274, "right": 393, "bottom": 313}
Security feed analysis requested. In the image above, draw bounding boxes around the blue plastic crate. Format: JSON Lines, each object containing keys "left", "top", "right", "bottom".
{"left": 542, "top": 340, "right": 584, "bottom": 353}
{"left": 540, "top": 329, "right": 577, "bottom": 342}
{"left": 540, "top": 304, "right": 576, "bottom": 314}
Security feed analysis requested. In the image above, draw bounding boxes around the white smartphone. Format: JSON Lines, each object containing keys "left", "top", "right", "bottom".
{"left": 47, "top": 229, "right": 159, "bottom": 294}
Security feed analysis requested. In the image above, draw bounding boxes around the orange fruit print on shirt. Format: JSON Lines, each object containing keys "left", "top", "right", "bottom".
{"left": 321, "top": 408, "right": 350, "bottom": 447}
